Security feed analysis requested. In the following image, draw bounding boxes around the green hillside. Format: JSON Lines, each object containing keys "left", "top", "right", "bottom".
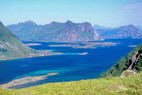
{"left": 0, "top": 21, "right": 35, "bottom": 60}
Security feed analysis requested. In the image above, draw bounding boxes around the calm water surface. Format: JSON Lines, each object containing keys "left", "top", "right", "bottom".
{"left": 0, "top": 39, "right": 141, "bottom": 88}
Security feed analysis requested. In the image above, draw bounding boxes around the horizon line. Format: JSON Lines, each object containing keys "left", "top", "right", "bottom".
{"left": 2, "top": 20, "right": 140, "bottom": 28}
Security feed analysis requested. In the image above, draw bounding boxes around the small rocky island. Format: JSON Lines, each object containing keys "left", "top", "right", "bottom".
{"left": 49, "top": 42, "right": 118, "bottom": 49}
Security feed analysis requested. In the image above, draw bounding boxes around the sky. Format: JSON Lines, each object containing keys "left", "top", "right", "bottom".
{"left": 0, "top": 0, "right": 142, "bottom": 27}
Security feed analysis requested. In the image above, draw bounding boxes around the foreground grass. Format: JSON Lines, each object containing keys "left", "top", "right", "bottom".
{"left": 0, "top": 72, "right": 142, "bottom": 95}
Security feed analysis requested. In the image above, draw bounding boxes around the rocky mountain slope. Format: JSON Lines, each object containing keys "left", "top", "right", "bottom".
{"left": 95, "top": 25, "right": 142, "bottom": 39}
{"left": 0, "top": 21, "right": 37, "bottom": 60}
{"left": 7, "top": 20, "right": 100, "bottom": 42}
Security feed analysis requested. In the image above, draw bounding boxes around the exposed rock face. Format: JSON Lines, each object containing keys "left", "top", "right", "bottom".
{"left": 128, "top": 50, "right": 142, "bottom": 70}
{"left": 121, "top": 50, "right": 142, "bottom": 77}
{"left": 121, "top": 70, "right": 136, "bottom": 77}
{"left": 7, "top": 20, "right": 100, "bottom": 42}
{"left": 95, "top": 24, "right": 142, "bottom": 39}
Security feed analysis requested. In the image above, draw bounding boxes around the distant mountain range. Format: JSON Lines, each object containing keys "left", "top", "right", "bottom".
{"left": 7, "top": 21, "right": 142, "bottom": 41}
{"left": 95, "top": 24, "right": 142, "bottom": 39}
{"left": 7, "top": 20, "right": 100, "bottom": 42}
{"left": 137, "top": 26, "right": 142, "bottom": 32}
{"left": 0, "top": 21, "right": 35, "bottom": 60}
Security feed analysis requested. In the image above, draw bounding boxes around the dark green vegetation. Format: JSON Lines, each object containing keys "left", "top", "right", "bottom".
{"left": 101, "top": 45, "right": 142, "bottom": 77}
{"left": 0, "top": 21, "right": 36, "bottom": 60}
{"left": 7, "top": 20, "right": 100, "bottom": 42}
{"left": 0, "top": 72, "right": 142, "bottom": 95}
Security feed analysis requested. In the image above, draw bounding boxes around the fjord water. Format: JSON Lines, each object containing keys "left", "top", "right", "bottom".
{"left": 0, "top": 39, "right": 142, "bottom": 88}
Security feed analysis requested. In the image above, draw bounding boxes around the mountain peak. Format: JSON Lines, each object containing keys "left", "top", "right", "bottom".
{"left": 49, "top": 21, "right": 61, "bottom": 25}
{"left": 24, "top": 20, "right": 37, "bottom": 25}
{"left": 119, "top": 24, "right": 137, "bottom": 30}
{"left": 127, "top": 24, "right": 135, "bottom": 28}
{"left": 65, "top": 20, "right": 74, "bottom": 24}
{"left": 124, "top": 24, "right": 138, "bottom": 31}
{"left": 82, "top": 22, "right": 92, "bottom": 26}
{"left": 18, "top": 20, "right": 37, "bottom": 26}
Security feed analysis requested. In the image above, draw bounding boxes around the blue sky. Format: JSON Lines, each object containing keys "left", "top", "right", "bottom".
{"left": 0, "top": 0, "right": 142, "bottom": 27}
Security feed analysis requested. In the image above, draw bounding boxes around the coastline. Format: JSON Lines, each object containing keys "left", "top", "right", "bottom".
{"left": 0, "top": 50, "right": 63, "bottom": 61}
{"left": 0, "top": 41, "right": 119, "bottom": 61}
{"left": 0, "top": 73, "right": 58, "bottom": 88}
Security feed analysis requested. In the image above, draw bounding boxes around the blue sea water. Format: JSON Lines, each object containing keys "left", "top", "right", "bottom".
{"left": 0, "top": 39, "right": 142, "bottom": 88}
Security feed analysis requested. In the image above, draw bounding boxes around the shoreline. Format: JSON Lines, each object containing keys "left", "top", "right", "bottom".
{"left": 0, "top": 73, "right": 58, "bottom": 88}
{"left": 0, "top": 41, "right": 119, "bottom": 61}
{"left": 0, "top": 51, "right": 89, "bottom": 61}
{"left": 0, "top": 50, "right": 63, "bottom": 61}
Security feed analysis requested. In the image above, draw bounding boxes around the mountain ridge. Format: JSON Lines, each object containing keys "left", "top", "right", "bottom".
{"left": 7, "top": 20, "right": 100, "bottom": 42}
{"left": 95, "top": 24, "right": 142, "bottom": 39}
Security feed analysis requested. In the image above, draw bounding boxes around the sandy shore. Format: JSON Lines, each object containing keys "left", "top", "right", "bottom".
{"left": 0, "top": 73, "right": 58, "bottom": 88}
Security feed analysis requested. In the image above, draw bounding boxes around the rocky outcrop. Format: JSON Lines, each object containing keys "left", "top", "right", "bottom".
{"left": 121, "top": 50, "right": 142, "bottom": 77}
{"left": 128, "top": 50, "right": 142, "bottom": 70}
{"left": 121, "top": 70, "right": 136, "bottom": 77}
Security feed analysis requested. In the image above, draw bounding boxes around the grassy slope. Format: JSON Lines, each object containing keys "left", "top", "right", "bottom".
{"left": 0, "top": 72, "right": 142, "bottom": 95}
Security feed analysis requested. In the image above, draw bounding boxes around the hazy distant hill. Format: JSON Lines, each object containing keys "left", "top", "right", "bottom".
{"left": 94, "top": 24, "right": 109, "bottom": 30}
{"left": 137, "top": 26, "right": 142, "bottom": 32}
{"left": 95, "top": 24, "right": 142, "bottom": 39}
{"left": 7, "top": 20, "right": 100, "bottom": 42}
{"left": 0, "top": 21, "right": 35, "bottom": 60}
